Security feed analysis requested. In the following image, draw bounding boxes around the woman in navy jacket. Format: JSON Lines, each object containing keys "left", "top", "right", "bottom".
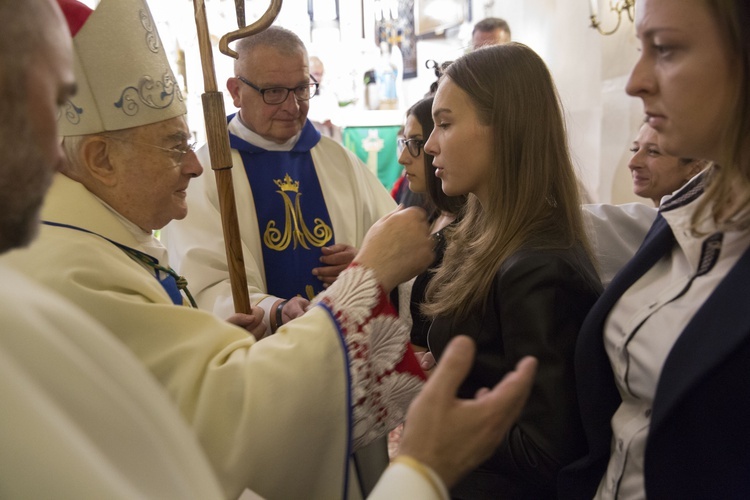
{"left": 559, "top": 0, "right": 750, "bottom": 498}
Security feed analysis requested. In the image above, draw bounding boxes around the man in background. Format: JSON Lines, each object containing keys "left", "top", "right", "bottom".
{"left": 308, "top": 54, "right": 343, "bottom": 142}
{"left": 471, "top": 17, "right": 511, "bottom": 49}
{"left": 164, "top": 27, "right": 396, "bottom": 336}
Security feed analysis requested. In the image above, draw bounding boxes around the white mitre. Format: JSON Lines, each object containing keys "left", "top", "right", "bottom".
{"left": 58, "top": 0, "right": 185, "bottom": 136}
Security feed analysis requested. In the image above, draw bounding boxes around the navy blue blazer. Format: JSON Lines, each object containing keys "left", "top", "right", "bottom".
{"left": 559, "top": 183, "right": 750, "bottom": 499}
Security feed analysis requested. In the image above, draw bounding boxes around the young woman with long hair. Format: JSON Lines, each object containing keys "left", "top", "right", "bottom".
{"left": 397, "top": 96, "right": 466, "bottom": 350}
{"left": 422, "top": 43, "right": 602, "bottom": 498}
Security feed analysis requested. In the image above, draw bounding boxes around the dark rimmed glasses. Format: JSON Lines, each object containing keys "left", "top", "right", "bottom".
{"left": 397, "top": 138, "right": 425, "bottom": 158}
{"left": 236, "top": 75, "right": 319, "bottom": 105}
{"left": 102, "top": 135, "right": 197, "bottom": 167}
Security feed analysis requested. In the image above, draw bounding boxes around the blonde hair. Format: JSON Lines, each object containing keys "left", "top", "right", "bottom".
{"left": 424, "top": 43, "right": 590, "bottom": 320}
{"left": 690, "top": 0, "right": 750, "bottom": 233}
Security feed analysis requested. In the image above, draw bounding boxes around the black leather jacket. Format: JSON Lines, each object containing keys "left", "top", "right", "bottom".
{"left": 429, "top": 245, "right": 602, "bottom": 499}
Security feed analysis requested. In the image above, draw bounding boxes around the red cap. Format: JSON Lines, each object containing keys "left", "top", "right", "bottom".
{"left": 57, "top": 0, "right": 93, "bottom": 37}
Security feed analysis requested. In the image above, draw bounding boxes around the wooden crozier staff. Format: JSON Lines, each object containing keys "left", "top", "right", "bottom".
{"left": 191, "top": 0, "right": 283, "bottom": 314}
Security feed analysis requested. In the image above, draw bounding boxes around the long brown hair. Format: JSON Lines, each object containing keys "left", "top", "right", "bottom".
{"left": 424, "top": 43, "right": 591, "bottom": 320}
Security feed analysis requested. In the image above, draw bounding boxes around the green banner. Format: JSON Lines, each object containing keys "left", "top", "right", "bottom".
{"left": 342, "top": 125, "right": 403, "bottom": 191}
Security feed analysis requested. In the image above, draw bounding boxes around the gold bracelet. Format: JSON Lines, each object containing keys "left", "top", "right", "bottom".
{"left": 390, "top": 455, "right": 446, "bottom": 499}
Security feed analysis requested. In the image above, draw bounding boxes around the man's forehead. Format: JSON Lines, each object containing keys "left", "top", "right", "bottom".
{"left": 133, "top": 116, "right": 189, "bottom": 141}
{"left": 243, "top": 47, "right": 308, "bottom": 79}
{"left": 473, "top": 28, "right": 509, "bottom": 44}
{"left": 251, "top": 68, "right": 310, "bottom": 87}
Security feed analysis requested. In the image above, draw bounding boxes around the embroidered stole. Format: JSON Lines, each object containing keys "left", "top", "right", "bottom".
{"left": 41, "top": 221, "right": 194, "bottom": 307}
{"left": 230, "top": 120, "right": 335, "bottom": 300}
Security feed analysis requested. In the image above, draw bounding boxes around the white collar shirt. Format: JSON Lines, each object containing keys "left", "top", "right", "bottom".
{"left": 228, "top": 113, "right": 302, "bottom": 152}
{"left": 595, "top": 191, "right": 750, "bottom": 499}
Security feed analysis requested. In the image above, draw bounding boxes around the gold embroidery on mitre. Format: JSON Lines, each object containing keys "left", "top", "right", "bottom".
{"left": 264, "top": 173, "right": 333, "bottom": 251}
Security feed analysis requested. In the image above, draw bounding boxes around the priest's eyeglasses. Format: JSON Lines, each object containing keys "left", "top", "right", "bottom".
{"left": 102, "top": 135, "right": 197, "bottom": 167}
{"left": 236, "top": 75, "right": 319, "bottom": 105}
{"left": 397, "top": 138, "right": 425, "bottom": 158}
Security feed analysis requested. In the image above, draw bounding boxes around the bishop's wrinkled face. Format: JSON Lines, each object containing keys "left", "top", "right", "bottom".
{"left": 104, "top": 115, "right": 202, "bottom": 231}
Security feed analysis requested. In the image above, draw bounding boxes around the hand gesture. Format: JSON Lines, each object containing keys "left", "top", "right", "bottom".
{"left": 313, "top": 243, "right": 357, "bottom": 287}
{"left": 353, "top": 206, "right": 433, "bottom": 292}
{"left": 398, "top": 336, "right": 538, "bottom": 488}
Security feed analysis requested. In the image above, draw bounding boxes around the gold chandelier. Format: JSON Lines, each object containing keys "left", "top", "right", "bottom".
{"left": 589, "top": 0, "right": 635, "bottom": 36}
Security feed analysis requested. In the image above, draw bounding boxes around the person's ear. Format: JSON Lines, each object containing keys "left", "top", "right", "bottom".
{"left": 80, "top": 136, "right": 118, "bottom": 187}
{"left": 227, "top": 77, "right": 242, "bottom": 109}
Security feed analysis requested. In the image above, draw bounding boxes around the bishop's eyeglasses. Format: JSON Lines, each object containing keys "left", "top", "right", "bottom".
{"left": 236, "top": 75, "right": 319, "bottom": 105}
{"left": 397, "top": 138, "right": 425, "bottom": 158}
{"left": 102, "top": 135, "right": 197, "bottom": 167}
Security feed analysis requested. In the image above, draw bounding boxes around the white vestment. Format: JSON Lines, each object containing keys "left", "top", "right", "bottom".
{"left": 0, "top": 262, "right": 447, "bottom": 500}
{"left": 2, "top": 173, "right": 423, "bottom": 500}
{"left": 162, "top": 116, "right": 397, "bottom": 333}
{"left": 0, "top": 264, "right": 224, "bottom": 499}
{"left": 582, "top": 203, "right": 657, "bottom": 286}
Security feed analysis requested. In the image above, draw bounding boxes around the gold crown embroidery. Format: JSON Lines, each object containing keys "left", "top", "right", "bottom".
{"left": 274, "top": 174, "right": 300, "bottom": 193}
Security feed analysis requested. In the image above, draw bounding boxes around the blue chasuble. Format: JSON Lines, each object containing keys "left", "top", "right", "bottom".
{"left": 229, "top": 118, "right": 335, "bottom": 300}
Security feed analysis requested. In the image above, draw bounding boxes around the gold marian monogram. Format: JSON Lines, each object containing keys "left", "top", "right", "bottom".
{"left": 264, "top": 173, "right": 333, "bottom": 251}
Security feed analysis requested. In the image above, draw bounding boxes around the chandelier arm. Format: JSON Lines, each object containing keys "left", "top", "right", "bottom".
{"left": 590, "top": 5, "right": 626, "bottom": 36}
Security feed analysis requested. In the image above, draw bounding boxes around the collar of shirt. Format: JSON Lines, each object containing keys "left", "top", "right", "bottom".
{"left": 228, "top": 113, "right": 301, "bottom": 151}
{"left": 660, "top": 193, "right": 719, "bottom": 273}
{"left": 92, "top": 194, "right": 170, "bottom": 267}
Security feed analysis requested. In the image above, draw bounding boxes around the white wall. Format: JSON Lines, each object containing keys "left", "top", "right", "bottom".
{"left": 85, "top": 0, "right": 647, "bottom": 204}
{"left": 374, "top": 0, "right": 647, "bottom": 203}
{"left": 467, "top": 0, "right": 644, "bottom": 203}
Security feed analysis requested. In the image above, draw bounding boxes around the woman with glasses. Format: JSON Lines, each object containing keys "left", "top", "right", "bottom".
{"left": 396, "top": 97, "right": 466, "bottom": 352}
{"left": 422, "top": 43, "right": 602, "bottom": 498}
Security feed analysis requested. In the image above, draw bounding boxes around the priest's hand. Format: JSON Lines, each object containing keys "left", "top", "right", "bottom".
{"left": 313, "top": 243, "right": 357, "bottom": 287}
{"left": 278, "top": 296, "right": 309, "bottom": 326}
{"left": 227, "top": 305, "right": 266, "bottom": 340}
{"left": 397, "top": 336, "right": 537, "bottom": 489}
{"left": 353, "top": 206, "right": 433, "bottom": 293}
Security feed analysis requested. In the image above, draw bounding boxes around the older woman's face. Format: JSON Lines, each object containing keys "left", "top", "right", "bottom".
{"left": 629, "top": 124, "right": 701, "bottom": 205}
{"left": 626, "top": 0, "right": 736, "bottom": 163}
